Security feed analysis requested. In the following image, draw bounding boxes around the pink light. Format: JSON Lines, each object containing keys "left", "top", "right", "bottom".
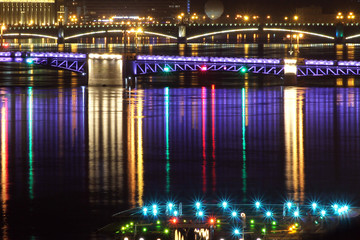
{"left": 201, "top": 66, "right": 207, "bottom": 71}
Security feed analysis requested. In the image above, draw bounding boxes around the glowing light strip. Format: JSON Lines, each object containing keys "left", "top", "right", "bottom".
{"left": 88, "top": 53, "right": 122, "bottom": 59}
{"left": 0, "top": 0, "right": 54, "bottom": 3}
{"left": 346, "top": 34, "right": 360, "bottom": 40}
{"left": 241, "top": 88, "right": 247, "bottom": 201}
{"left": 64, "top": 31, "right": 106, "bottom": 40}
{"left": 263, "top": 28, "right": 334, "bottom": 40}
{"left": 4, "top": 33, "right": 57, "bottom": 39}
{"left": 143, "top": 31, "right": 177, "bottom": 39}
{"left": 187, "top": 28, "right": 258, "bottom": 40}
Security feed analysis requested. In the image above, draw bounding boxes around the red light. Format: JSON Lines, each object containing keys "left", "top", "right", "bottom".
{"left": 170, "top": 217, "right": 177, "bottom": 224}
{"left": 209, "top": 218, "right": 215, "bottom": 224}
{"left": 200, "top": 66, "right": 207, "bottom": 71}
{"left": 2, "top": 43, "right": 9, "bottom": 48}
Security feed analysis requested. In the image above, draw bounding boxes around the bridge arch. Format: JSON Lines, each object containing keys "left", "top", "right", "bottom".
{"left": 263, "top": 28, "right": 334, "bottom": 40}
{"left": 4, "top": 33, "right": 57, "bottom": 40}
{"left": 186, "top": 28, "right": 258, "bottom": 40}
{"left": 346, "top": 34, "right": 360, "bottom": 40}
{"left": 64, "top": 30, "right": 177, "bottom": 40}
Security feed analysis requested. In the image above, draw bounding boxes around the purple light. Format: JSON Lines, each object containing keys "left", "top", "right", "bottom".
{"left": 210, "top": 57, "right": 280, "bottom": 64}
{"left": 137, "top": 55, "right": 209, "bottom": 62}
{"left": 305, "top": 60, "right": 334, "bottom": 66}
{"left": 338, "top": 61, "right": 360, "bottom": 66}
{"left": 0, "top": 52, "right": 11, "bottom": 57}
{"left": 15, "top": 52, "right": 22, "bottom": 57}
{"left": 0, "top": 57, "right": 12, "bottom": 62}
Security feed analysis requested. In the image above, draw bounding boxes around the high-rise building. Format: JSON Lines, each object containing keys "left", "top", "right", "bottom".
{"left": 0, "top": 0, "right": 56, "bottom": 25}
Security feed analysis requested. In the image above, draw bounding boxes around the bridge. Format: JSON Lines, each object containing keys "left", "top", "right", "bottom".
{"left": 2, "top": 51, "right": 360, "bottom": 85}
{"left": 3, "top": 22, "right": 360, "bottom": 44}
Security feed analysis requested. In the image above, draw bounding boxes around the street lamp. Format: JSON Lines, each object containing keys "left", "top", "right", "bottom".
{"left": 287, "top": 33, "right": 303, "bottom": 55}
{"left": 1, "top": 24, "right": 6, "bottom": 49}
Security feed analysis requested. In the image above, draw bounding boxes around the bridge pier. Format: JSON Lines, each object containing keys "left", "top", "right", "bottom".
{"left": 57, "top": 25, "right": 65, "bottom": 44}
{"left": 283, "top": 58, "right": 298, "bottom": 86}
{"left": 178, "top": 24, "right": 187, "bottom": 44}
{"left": 87, "top": 58, "right": 124, "bottom": 86}
{"left": 335, "top": 23, "right": 345, "bottom": 44}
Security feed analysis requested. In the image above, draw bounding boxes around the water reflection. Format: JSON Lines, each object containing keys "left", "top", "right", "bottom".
{"left": 0, "top": 85, "right": 360, "bottom": 238}
{"left": 1, "top": 94, "right": 9, "bottom": 240}
{"left": 284, "top": 88, "right": 305, "bottom": 202}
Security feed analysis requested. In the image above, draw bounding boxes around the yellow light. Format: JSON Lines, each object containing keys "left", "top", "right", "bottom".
{"left": 137, "top": 27, "right": 143, "bottom": 33}
{"left": 349, "top": 12, "right": 354, "bottom": 15}
{"left": 293, "top": 34, "right": 297, "bottom": 38}
{"left": 338, "top": 12, "right": 342, "bottom": 15}
{"left": 286, "top": 34, "right": 290, "bottom": 38}
{"left": 181, "top": 13, "right": 184, "bottom": 16}
{"left": 299, "top": 33, "right": 303, "bottom": 38}
{"left": 267, "top": 15, "right": 271, "bottom": 19}
{"left": 1, "top": 25, "right": 6, "bottom": 31}
{"left": 244, "top": 15, "right": 249, "bottom": 21}
{"left": 294, "top": 15, "right": 298, "bottom": 21}
{"left": 284, "top": 16, "right": 288, "bottom": 20}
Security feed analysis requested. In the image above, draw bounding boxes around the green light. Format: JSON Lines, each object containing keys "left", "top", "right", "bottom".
{"left": 115, "top": 230, "right": 120, "bottom": 234}
{"left": 164, "top": 66, "right": 170, "bottom": 72}
{"left": 143, "top": 227, "right": 147, "bottom": 232}
{"left": 262, "top": 228, "right": 266, "bottom": 233}
{"left": 126, "top": 224, "right": 129, "bottom": 228}
{"left": 157, "top": 220, "right": 161, "bottom": 224}
{"left": 272, "top": 221, "right": 277, "bottom": 225}
{"left": 121, "top": 227, "right": 125, "bottom": 230}
{"left": 164, "top": 229, "right": 169, "bottom": 234}
{"left": 250, "top": 219, "right": 255, "bottom": 224}
{"left": 217, "top": 219, "right": 221, "bottom": 223}
{"left": 295, "top": 223, "right": 299, "bottom": 227}
{"left": 130, "top": 222, "right": 134, "bottom": 225}
{"left": 240, "top": 66, "right": 248, "bottom": 74}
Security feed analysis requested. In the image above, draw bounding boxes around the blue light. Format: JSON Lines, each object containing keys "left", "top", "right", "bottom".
{"left": 153, "top": 204, "right": 157, "bottom": 209}
{"left": 265, "top": 211, "right": 272, "bottom": 217}
{"left": 320, "top": 210, "right": 326, "bottom": 217}
{"left": 255, "top": 201, "right": 261, "bottom": 209}
{"left": 286, "top": 202, "right": 292, "bottom": 209}
{"left": 153, "top": 209, "right": 158, "bottom": 216}
{"left": 173, "top": 211, "right": 178, "bottom": 216}
{"left": 231, "top": 211, "right": 237, "bottom": 217}
{"left": 311, "top": 203, "right": 317, "bottom": 210}
{"left": 168, "top": 203, "right": 174, "bottom": 209}
{"left": 222, "top": 201, "right": 228, "bottom": 208}
{"left": 294, "top": 210, "right": 299, "bottom": 217}
{"left": 143, "top": 207, "right": 148, "bottom": 215}
{"left": 195, "top": 202, "right": 201, "bottom": 209}
{"left": 197, "top": 211, "right": 204, "bottom": 217}
{"left": 164, "top": 66, "right": 170, "bottom": 72}
{"left": 234, "top": 229, "right": 240, "bottom": 235}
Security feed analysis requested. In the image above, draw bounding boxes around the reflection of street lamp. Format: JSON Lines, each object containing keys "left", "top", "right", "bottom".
{"left": 1, "top": 24, "right": 6, "bottom": 48}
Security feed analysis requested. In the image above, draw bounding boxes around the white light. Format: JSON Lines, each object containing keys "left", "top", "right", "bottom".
{"left": 312, "top": 203, "right": 317, "bottom": 209}
{"left": 153, "top": 204, "right": 157, "bottom": 209}
{"left": 232, "top": 211, "right": 237, "bottom": 217}
{"left": 255, "top": 202, "right": 261, "bottom": 208}
{"left": 124, "top": 238, "right": 129, "bottom": 240}
{"left": 321, "top": 210, "right": 326, "bottom": 216}
{"left": 198, "top": 211, "right": 203, "bottom": 216}
{"left": 153, "top": 209, "right": 158, "bottom": 215}
{"left": 187, "top": 28, "right": 258, "bottom": 40}
{"left": 222, "top": 201, "right": 228, "bottom": 208}
{"left": 140, "top": 238, "right": 144, "bottom": 240}
{"left": 173, "top": 211, "right": 178, "bottom": 216}
{"left": 287, "top": 202, "right": 292, "bottom": 208}
{"left": 168, "top": 203, "right": 173, "bottom": 209}
{"left": 294, "top": 210, "right": 299, "bottom": 217}
{"left": 266, "top": 211, "right": 272, "bottom": 217}
{"left": 196, "top": 202, "right": 201, "bottom": 209}
{"left": 234, "top": 229, "right": 240, "bottom": 234}
{"left": 263, "top": 28, "right": 334, "bottom": 40}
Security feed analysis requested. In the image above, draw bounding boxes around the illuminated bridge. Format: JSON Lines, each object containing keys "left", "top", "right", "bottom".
{"left": 4, "top": 22, "right": 360, "bottom": 43}
{"left": 2, "top": 52, "right": 360, "bottom": 85}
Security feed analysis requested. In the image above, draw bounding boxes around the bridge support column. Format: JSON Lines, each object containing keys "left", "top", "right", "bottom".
{"left": 335, "top": 23, "right": 345, "bottom": 44}
{"left": 178, "top": 24, "right": 187, "bottom": 44}
{"left": 283, "top": 58, "right": 297, "bottom": 86}
{"left": 257, "top": 24, "right": 266, "bottom": 56}
{"left": 57, "top": 25, "right": 65, "bottom": 44}
{"left": 87, "top": 58, "right": 124, "bottom": 86}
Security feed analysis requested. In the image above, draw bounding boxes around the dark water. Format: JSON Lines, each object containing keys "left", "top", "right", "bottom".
{"left": 1, "top": 43, "right": 360, "bottom": 239}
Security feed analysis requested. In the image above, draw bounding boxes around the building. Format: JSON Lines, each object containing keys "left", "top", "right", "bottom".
{"left": 0, "top": 0, "right": 56, "bottom": 25}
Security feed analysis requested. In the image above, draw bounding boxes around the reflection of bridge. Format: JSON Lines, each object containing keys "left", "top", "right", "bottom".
{"left": 3, "top": 52, "right": 360, "bottom": 85}
{"left": 4, "top": 22, "right": 360, "bottom": 43}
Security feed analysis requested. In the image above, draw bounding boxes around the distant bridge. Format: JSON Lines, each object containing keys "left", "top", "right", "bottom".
{"left": 3, "top": 22, "right": 360, "bottom": 43}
